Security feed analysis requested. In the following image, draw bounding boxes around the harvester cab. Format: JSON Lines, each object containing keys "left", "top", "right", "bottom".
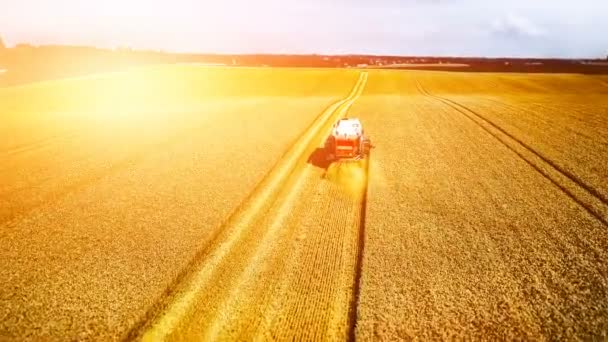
{"left": 325, "top": 117, "right": 371, "bottom": 161}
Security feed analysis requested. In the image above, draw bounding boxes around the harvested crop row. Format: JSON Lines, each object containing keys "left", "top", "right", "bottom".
{"left": 354, "top": 70, "right": 608, "bottom": 340}
{"left": 140, "top": 73, "right": 369, "bottom": 341}
{"left": 259, "top": 160, "right": 367, "bottom": 341}
{"left": 164, "top": 161, "right": 367, "bottom": 341}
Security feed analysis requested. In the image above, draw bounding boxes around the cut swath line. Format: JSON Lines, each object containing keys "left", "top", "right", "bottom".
{"left": 203, "top": 166, "right": 314, "bottom": 341}
{"left": 347, "top": 157, "right": 370, "bottom": 342}
{"left": 123, "top": 77, "right": 360, "bottom": 341}
{"left": 139, "top": 72, "right": 368, "bottom": 341}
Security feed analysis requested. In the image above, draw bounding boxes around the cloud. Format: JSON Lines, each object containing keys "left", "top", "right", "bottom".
{"left": 490, "top": 13, "right": 546, "bottom": 38}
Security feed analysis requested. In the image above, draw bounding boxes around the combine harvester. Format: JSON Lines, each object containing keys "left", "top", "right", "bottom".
{"left": 324, "top": 117, "right": 371, "bottom": 161}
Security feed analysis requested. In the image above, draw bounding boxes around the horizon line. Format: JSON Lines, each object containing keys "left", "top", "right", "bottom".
{"left": 3, "top": 41, "right": 607, "bottom": 61}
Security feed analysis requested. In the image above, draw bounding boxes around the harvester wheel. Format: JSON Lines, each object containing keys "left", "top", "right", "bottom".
{"left": 361, "top": 136, "right": 371, "bottom": 156}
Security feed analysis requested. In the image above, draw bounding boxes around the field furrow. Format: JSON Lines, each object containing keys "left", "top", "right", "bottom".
{"left": 266, "top": 163, "right": 365, "bottom": 341}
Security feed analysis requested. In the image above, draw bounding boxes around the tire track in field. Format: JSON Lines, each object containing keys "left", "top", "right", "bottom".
{"left": 456, "top": 97, "right": 608, "bottom": 169}
{"left": 136, "top": 72, "right": 369, "bottom": 341}
{"left": 465, "top": 98, "right": 608, "bottom": 197}
{"left": 348, "top": 157, "right": 369, "bottom": 342}
{"left": 415, "top": 79, "right": 608, "bottom": 226}
{"left": 122, "top": 77, "right": 365, "bottom": 340}
{"left": 443, "top": 98, "right": 608, "bottom": 211}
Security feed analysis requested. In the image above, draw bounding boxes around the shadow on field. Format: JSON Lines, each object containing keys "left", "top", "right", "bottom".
{"left": 307, "top": 147, "right": 332, "bottom": 170}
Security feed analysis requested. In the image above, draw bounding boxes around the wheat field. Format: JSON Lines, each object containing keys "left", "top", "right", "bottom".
{"left": 1, "top": 66, "right": 607, "bottom": 340}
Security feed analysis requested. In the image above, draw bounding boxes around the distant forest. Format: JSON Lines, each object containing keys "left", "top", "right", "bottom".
{"left": 1, "top": 43, "right": 607, "bottom": 86}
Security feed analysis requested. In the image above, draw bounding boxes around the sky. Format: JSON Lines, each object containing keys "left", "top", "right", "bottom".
{"left": 1, "top": 0, "right": 607, "bottom": 58}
